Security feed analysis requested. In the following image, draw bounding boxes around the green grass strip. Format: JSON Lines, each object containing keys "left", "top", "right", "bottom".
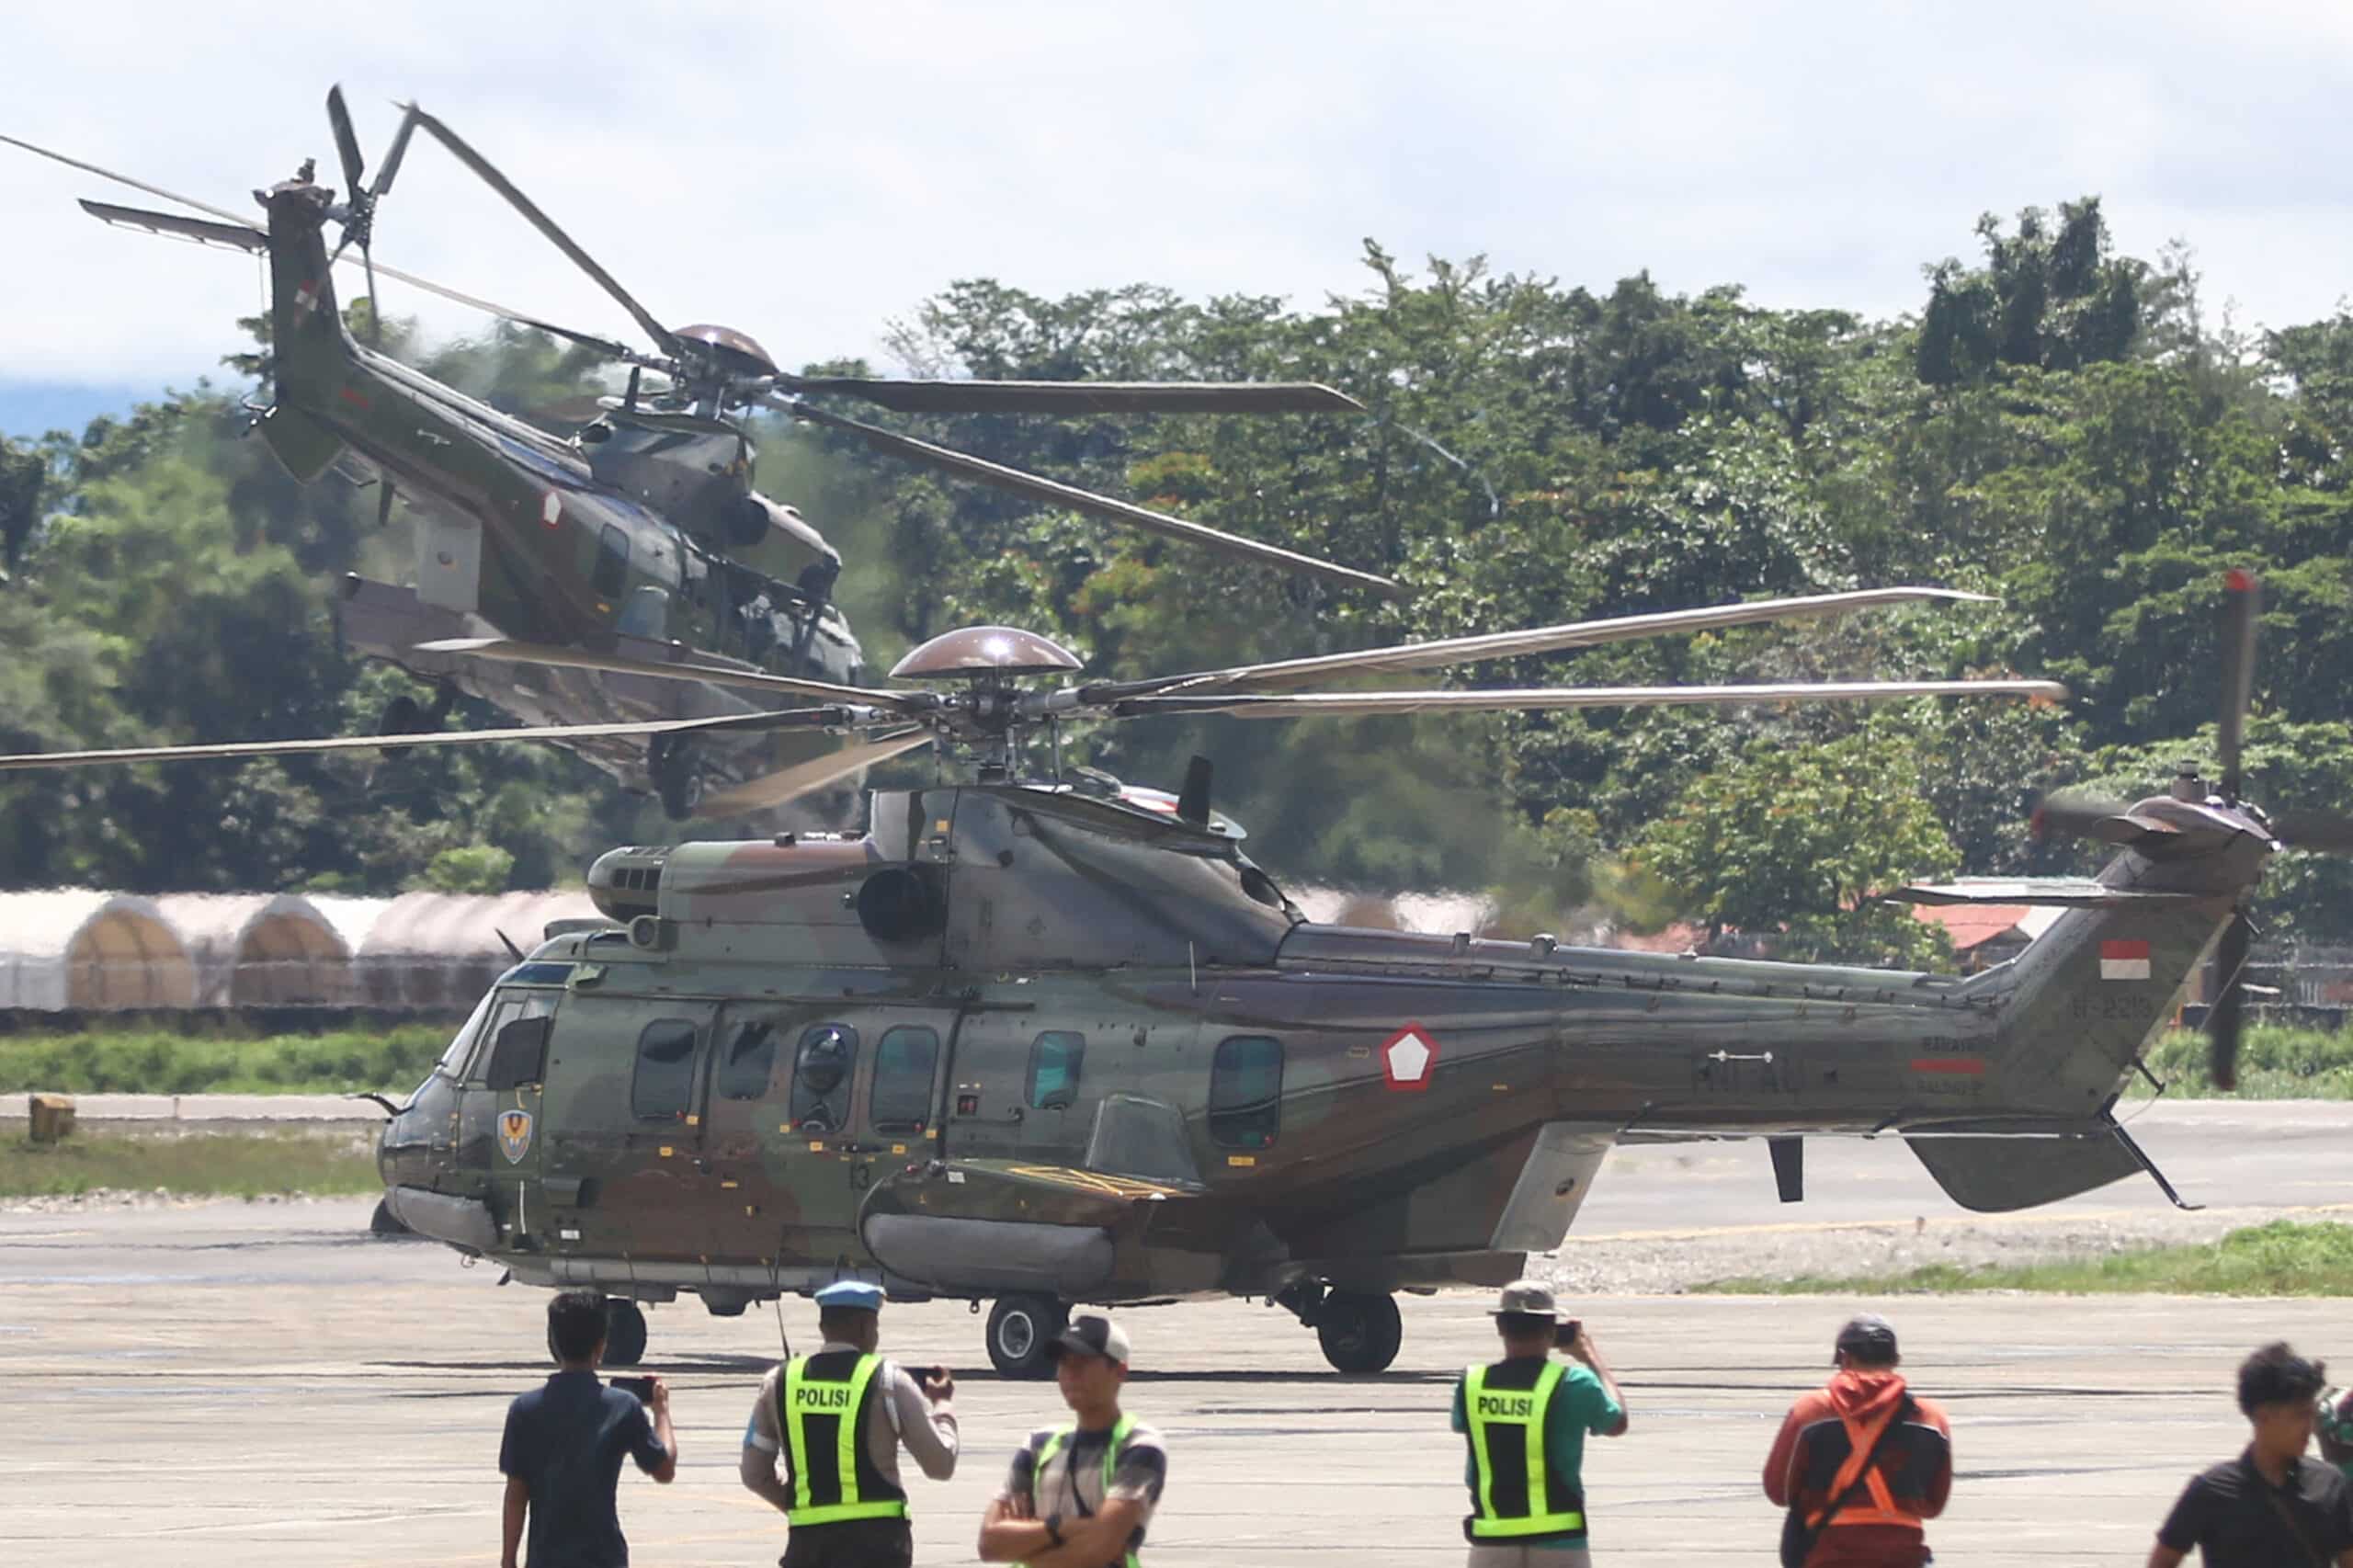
{"left": 0, "top": 1131, "right": 383, "bottom": 1198}
{"left": 2125, "top": 1026, "right": 2353, "bottom": 1100}
{"left": 1694, "top": 1220, "right": 2353, "bottom": 1297}
{"left": 0, "top": 1027, "right": 449, "bottom": 1095}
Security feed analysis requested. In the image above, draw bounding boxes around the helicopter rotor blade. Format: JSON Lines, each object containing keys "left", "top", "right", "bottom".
{"left": 79, "top": 199, "right": 266, "bottom": 253}
{"left": 2217, "top": 569, "right": 2259, "bottom": 799}
{"left": 325, "top": 85, "right": 368, "bottom": 209}
{"left": 1084, "top": 587, "right": 1999, "bottom": 700}
{"left": 0, "top": 130, "right": 253, "bottom": 226}
{"left": 0, "top": 706, "right": 854, "bottom": 775}
{"left": 777, "top": 376, "right": 1365, "bottom": 416}
{"left": 412, "top": 637, "right": 931, "bottom": 715}
{"left": 1100, "top": 676, "right": 2069, "bottom": 721}
{"left": 767, "top": 394, "right": 1401, "bottom": 597}
{"left": 695, "top": 729, "right": 934, "bottom": 818}
{"left": 371, "top": 104, "right": 416, "bottom": 199}
{"left": 404, "top": 105, "right": 683, "bottom": 360}
{"left": 2268, "top": 808, "right": 2353, "bottom": 855}
{"left": 2208, "top": 913, "right": 2253, "bottom": 1091}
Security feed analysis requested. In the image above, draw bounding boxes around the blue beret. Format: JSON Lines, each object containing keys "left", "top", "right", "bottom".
{"left": 814, "top": 1279, "right": 885, "bottom": 1312}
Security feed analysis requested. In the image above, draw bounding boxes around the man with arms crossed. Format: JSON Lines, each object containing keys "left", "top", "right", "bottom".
{"left": 978, "top": 1313, "right": 1167, "bottom": 1568}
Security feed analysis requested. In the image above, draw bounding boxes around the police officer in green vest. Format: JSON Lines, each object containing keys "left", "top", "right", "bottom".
{"left": 1452, "top": 1280, "right": 1631, "bottom": 1568}
{"left": 741, "top": 1280, "right": 959, "bottom": 1568}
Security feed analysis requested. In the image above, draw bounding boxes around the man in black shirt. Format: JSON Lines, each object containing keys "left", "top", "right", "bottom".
{"left": 500, "top": 1291, "right": 678, "bottom": 1568}
{"left": 2150, "top": 1341, "right": 2353, "bottom": 1567}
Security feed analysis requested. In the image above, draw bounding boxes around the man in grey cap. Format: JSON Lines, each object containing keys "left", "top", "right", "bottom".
{"left": 1764, "top": 1314, "right": 1951, "bottom": 1566}
{"left": 1450, "top": 1279, "right": 1629, "bottom": 1566}
{"left": 742, "top": 1279, "right": 958, "bottom": 1568}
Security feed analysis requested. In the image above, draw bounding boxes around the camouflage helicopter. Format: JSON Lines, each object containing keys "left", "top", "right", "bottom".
{"left": 1, "top": 90, "right": 1388, "bottom": 822}
{"left": 23, "top": 580, "right": 2340, "bottom": 1376}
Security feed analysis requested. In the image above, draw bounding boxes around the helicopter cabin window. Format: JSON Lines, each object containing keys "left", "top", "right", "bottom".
{"left": 1028, "top": 1031, "right": 1086, "bottom": 1109}
{"left": 433, "top": 989, "right": 499, "bottom": 1081}
{"left": 870, "top": 1026, "right": 939, "bottom": 1133}
{"left": 1209, "top": 1035, "right": 1283, "bottom": 1150}
{"left": 592, "top": 524, "right": 630, "bottom": 602}
{"left": 716, "top": 1017, "right": 779, "bottom": 1102}
{"left": 790, "top": 1024, "right": 858, "bottom": 1132}
{"left": 452, "top": 988, "right": 560, "bottom": 1084}
{"left": 630, "top": 1018, "right": 700, "bottom": 1121}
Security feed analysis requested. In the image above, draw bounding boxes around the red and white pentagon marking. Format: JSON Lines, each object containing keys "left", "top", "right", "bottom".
{"left": 540, "top": 491, "right": 563, "bottom": 528}
{"left": 1380, "top": 1022, "right": 1439, "bottom": 1092}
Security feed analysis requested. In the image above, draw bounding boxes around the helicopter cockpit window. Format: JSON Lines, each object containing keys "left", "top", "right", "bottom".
{"left": 870, "top": 1026, "right": 938, "bottom": 1134}
{"left": 1209, "top": 1035, "right": 1284, "bottom": 1151}
{"left": 790, "top": 1024, "right": 858, "bottom": 1131}
{"left": 433, "top": 990, "right": 499, "bottom": 1081}
{"left": 593, "top": 524, "right": 630, "bottom": 601}
{"left": 1028, "top": 1031, "right": 1086, "bottom": 1109}
{"left": 630, "top": 1018, "right": 700, "bottom": 1120}
{"left": 716, "top": 1017, "right": 779, "bottom": 1102}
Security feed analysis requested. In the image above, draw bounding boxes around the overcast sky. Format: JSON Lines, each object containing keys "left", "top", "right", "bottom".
{"left": 5, "top": 2, "right": 2351, "bottom": 438}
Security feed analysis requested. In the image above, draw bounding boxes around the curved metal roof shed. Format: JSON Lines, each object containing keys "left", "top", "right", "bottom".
{"left": 355, "top": 890, "right": 601, "bottom": 1009}
{"left": 154, "top": 893, "right": 354, "bottom": 1006}
{"left": 0, "top": 890, "right": 198, "bottom": 1009}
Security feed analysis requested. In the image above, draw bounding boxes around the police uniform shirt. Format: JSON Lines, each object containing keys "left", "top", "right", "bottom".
{"left": 744, "top": 1342, "right": 960, "bottom": 1491}
{"left": 2156, "top": 1450, "right": 2353, "bottom": 1566}
{"left": 997, "top": 1419, "right": 1169, "bottom": 1563}
{"left": 1450, "top": 1356, "right": 1622, "bottom": 1546}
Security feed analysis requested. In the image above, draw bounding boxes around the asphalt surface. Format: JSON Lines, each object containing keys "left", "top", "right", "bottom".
{"left": 6, "top": 1101, "right": 2351, "bottom": 1564}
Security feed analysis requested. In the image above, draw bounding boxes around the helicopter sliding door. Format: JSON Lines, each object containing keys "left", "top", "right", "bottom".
{"left": 539, "top": 994, "right": 720, "bottom": 1267}
{"left": 699, "top": 1002, "right": 960, "bottom": 1280}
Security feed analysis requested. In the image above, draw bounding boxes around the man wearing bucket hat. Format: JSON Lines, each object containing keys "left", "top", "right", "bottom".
{"left": 1451, "top": 1280, "right": 1630, "bottom": 1566}
{"left": 1764, "top": 1314, "right": 1951, "bottom": 1567}
{"left": 741, "top": 1279, "right": 960, "bottom": 1568}
{"left": 977, "top": 1312, "right": 1168, "bottom": 1568}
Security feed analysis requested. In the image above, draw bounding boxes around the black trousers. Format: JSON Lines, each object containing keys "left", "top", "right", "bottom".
{"left": 779, "top": 1517, "right": 914, "bottom": 1568}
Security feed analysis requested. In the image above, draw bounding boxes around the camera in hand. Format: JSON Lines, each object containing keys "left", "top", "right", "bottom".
{"left": 1554, "top": 1319, "right": 1583, "bottom": 1348}
{"left": 611, "top": 1375, "right": 657, "bottom": 1403}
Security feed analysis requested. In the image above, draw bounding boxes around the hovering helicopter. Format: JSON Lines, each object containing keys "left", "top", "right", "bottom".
{"left": 1, "top": 90, "right": 1390, "bottom": 821}
{"left": 17, "top": 579, "right": 2331, "bottom": 1376}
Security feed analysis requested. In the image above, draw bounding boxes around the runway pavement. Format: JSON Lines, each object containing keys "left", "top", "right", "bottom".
{"left": 6, "top": 1101, "right": 2352, "bottom": 1564}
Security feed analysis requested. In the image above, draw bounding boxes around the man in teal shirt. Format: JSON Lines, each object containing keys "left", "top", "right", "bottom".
{"left": 1450, "top": 1280, "right": 1630, "bottom": 1567}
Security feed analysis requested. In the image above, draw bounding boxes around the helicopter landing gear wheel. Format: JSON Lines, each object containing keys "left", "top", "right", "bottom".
{"left": 649, "top": 737, "right": 704, "bottom": 820}
{"left": 985, "top": 1294, "right": 1066, "bottom": 1379}
{"left": 1314, "top": 1290, "right": 1402, "bottom": 1374}
{"left": 603, "top": 1298, "right": 649, "bottom": 1367}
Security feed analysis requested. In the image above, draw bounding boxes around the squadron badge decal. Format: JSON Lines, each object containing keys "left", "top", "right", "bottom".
{"left": 498, "top": 1108, "right": 535, "bottom": 1165}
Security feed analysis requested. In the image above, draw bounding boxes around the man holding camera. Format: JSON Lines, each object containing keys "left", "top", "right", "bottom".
{"left": 741, "top": 1278, "right": 960, "bottom": 1568}
{"left": 498, "top": 1290, "right": 678, "bottom": 1568}
{"left": 1451, "top": 1280, "right": 1630, "bottom": 1567}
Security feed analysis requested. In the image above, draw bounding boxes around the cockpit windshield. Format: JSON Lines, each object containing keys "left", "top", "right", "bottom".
{"left": 432, "top": 990, "right": 499, "bottom": 1080}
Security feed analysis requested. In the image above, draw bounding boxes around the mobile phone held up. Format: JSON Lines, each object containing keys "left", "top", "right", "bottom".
{"left": 1554, "top": 1320, "right": 1583, "bottom": 1349}
{"left": 611, "top": 1375, "right": 657, "bottom": 1403}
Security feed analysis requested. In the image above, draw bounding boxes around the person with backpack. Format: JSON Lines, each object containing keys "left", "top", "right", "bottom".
{"left": 1764, "top": 1314, "right": 1951, "bottom": 1567}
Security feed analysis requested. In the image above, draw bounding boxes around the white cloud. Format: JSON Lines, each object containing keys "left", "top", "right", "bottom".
{"left": 6, "top": 0, "right": 2353, "bottom": 407}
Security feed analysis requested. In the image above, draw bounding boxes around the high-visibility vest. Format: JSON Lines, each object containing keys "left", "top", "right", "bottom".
{"left": 1029, "top": 1415, "right": 1142, "bottom": 1568}
{"left": 1462, "top": 1360, "right": 1586, "bottom": 1539}
{"left": 779, "top": 1353, "right": 910, "bottom": 1526}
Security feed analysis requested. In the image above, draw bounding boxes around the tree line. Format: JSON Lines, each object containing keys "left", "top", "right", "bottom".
{"left": 5, "top": 197, "right": 2350, "bottom": 963}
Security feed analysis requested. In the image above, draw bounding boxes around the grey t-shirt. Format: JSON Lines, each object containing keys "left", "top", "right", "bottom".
{"left": 998, "top": 1418, "right": 1168, "bottom": 1562}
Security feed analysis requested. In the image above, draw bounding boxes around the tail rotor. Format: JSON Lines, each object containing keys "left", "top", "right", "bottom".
{"left": 324, "top": 85, "right": 415, "bottom": 347}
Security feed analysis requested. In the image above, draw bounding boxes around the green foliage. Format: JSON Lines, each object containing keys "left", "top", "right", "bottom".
{"left": 0, "top": 1130, "right": 381, "bottom": 1197}
{"left": 2132, "top": 1025, "right": 2353, "bottom": 1099}
{"left": 1631, "top": 726, "right": 1960, "bottom": 965}
{"left": 0, "top": 1027, "right": 449, "bottom": 1095}
{"left": 417, "top": 844, "right": 517, "bottom": 894}
{"left": 1697, "top": 1220, "right": 2353, "bottom": 1297}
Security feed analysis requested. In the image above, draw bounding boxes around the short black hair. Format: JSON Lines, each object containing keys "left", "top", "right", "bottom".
{"left": 818, "top": 1305, "right": 873, "bottom": 1341}
{"left": 549, "top": 1290, "right": 607, "bottom": 1362}
{"left": 2238, "top": 1341, "right": 2326, "bottom": 1416}
{"left": 1496, "top": 1312, "right": 1555, "bottom": 1339}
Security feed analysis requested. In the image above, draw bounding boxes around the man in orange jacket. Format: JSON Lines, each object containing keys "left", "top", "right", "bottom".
{"left": 1764, "top": 1315, "right": 1952, "bottom": 1567}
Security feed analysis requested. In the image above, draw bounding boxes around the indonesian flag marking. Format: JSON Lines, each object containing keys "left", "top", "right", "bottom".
{"left": 293, "top": 280, "right": 322, "bottom": 320}
{"left": 2099, "top": 938, "right": 2152, "bottom": 982}
{"left": 1380, "top": 1023, "right": 1439, "bottom": 1092}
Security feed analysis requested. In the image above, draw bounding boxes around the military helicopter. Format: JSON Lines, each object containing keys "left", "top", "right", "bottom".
{"left": 1, "top": 90, "right": 1388, "bottom": 822}
{"left": 22, "top": 578, "right": 2336, "bottom": 1376}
